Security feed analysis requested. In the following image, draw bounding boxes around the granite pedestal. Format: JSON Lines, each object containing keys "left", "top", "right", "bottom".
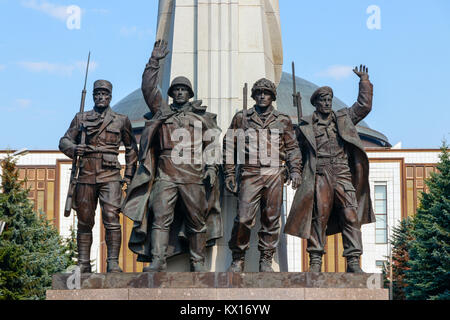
{"left": 47, "top": 272, "right": 388, "bottom": 300}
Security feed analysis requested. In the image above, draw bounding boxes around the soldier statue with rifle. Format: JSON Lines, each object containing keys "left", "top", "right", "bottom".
{"left": 59, "top": 58, "right": 138, "bottom": 273}
{"left": 224, "top": 78, "right": 302, "bottom": 272}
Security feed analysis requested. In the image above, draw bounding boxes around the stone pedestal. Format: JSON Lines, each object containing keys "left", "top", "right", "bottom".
{"left": 47, "top": 272, "right": 388, "bottom": 300}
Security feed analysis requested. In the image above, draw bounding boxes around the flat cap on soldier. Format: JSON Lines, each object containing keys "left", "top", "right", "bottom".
{"left": 251, "top": 78, "right": 277, "bottom": 101}
{"left": 310, "top": 86, "right": 333, "bottom": 106}
{"left": 93, "top": 80, "right": 113, "bottom": 93}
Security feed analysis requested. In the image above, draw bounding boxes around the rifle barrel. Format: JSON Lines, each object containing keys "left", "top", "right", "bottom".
{"left": 80, "top": 52, "right": 91, "bottom": 113}
{"left": 243, "top": 83, "right": 248, "bottom": 111}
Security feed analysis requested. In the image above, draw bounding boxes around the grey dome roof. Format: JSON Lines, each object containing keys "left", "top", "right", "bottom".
{"left": 113, "top": 72, "right": 390, "bottom": 146}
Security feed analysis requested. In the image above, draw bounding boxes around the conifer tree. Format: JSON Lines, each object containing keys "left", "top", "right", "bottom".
{"left": 0, "top": 153, "right": 76, "bottom": 300}
{"left": 383, "top": 217, "right": 414, "bottom": 300}
{"left": 405, "top": 145, "right": 450, "bottom": 300}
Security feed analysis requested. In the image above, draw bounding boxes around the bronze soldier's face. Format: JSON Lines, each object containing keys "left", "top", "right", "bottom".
{"left": 254, "top": 89, "right": 273, "bottom": 108}
{"left": 172, "top": 85, "right": 191, "bottom": 105}
{"left": 315, "top": 94, "right": 333, "bottom": 114}
{"left": 93, "top": 89, "right": 112, "bottom": 108}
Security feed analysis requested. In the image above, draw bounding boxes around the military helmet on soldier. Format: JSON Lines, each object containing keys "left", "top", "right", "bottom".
{"left": 167, "top": 76, "right": 195, "bottom": 99}
{"left": 251, "top": 78, "right": 277, "bottom": 101}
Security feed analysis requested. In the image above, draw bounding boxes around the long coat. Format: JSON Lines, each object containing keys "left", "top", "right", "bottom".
{"left": 121, "top": 102, "right": 223, "bottom": 262}
{"left": 284, "top": 80, "right": 376, "bottom": 239}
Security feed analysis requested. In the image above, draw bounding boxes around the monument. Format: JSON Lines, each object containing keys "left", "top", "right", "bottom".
{"left": 47, "top": 1, "right": 388, "bottom": 301}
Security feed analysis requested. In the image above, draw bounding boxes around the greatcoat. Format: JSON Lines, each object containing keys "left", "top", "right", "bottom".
{"left": 284, "top": 80, "right": 376, "bottom": 239}
{"left": 122, "top": 57, "right": 222, "bottom": 262}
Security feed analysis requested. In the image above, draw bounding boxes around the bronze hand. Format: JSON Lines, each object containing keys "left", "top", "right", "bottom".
{"left": 151, "top": 39, "right": 170, "bottom": 61}
{"left": 353, "top": 64, "right": 369, "bottom": 81}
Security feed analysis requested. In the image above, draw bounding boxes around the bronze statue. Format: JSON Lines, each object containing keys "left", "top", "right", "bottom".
{"left": 59, "top": 80, "right": 138, "bottom": 273}
{"left": 224, "top": 78, "right": 302, "bottom": 272}
{"left": 122, "top": 40, "right": 222, "bottom": 272}
{"left": 284, "top": 65, "right": 376, "bottom": 273}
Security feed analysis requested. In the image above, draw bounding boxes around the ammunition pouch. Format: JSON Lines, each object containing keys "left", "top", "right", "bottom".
{"left": 102, "top": 153, "right": 121, "bottom": 169}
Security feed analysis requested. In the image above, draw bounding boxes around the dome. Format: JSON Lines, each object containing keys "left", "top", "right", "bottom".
{"left": 113, "top": 72, "right": 390, "bottom": 147}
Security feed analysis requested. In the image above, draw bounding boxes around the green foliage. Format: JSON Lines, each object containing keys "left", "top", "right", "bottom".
{"left": 405, "top": 144, "right": 450, "bottom": 300}
{"left": 0, "top": 153, "right": 77, "bottom": 300}
{"left": 383, "top": 218, "right": 414, "bottom": 300}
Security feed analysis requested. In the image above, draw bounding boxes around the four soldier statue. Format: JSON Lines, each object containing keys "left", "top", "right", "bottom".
{"left": 60, "top": 39, "right": 374, "bottom": 274}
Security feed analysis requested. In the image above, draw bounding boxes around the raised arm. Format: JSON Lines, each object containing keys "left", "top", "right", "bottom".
{"left": 349, "top": 65, "right": 373, "bottom": 125}
{"left": 142, "top": 40, "right": 170, "bottom": 115}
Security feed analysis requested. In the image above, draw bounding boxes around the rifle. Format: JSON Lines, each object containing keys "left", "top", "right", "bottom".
{"left": 243, "top": 83, "right": 248, "bottom": 111}
{"left": 292, "top": 62, "right": 303, "bottom": 122}
{"left": 64, "top": 52, "right": 91, "bottom": 217}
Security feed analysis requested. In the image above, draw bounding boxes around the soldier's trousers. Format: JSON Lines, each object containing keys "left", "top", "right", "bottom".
{"left": 75, "top": 182, "right": 122, "bottom": 233}
{"left": 229, "top": 167, "right": 284, "bottom": 253}
{"left": 307, "top": 163, "right": 362, "bottom": 258}
{"left": 150, "top": 179, "right": 208, "bottom": 235}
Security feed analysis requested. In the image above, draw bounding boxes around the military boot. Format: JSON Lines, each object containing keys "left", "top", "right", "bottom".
{"left": 143, "top": 230, "right": 169, "bottom": 272}
{"left": 259, "top": 249, "right": 275, "bottom": 272}
{"left": 227, "top": 251, "right": 246, "bottom": 272}
{"left": 189, "top": 232, "right": 208, "bottom": 272}
{"left": 346, "top": 256, "right": 365, "bottom": 273}
{"left": 77, "top": 232, "right": 93, "bottom": 273}
{"left": 105, "top": 229, "right": 123, "bottom": 273}
{"left": 309, "top": 253, "right": 323, "bottom": 272}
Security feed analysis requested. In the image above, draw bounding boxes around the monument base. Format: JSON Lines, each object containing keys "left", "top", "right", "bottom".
{"left": 47, "top": 272, "right": 388, "bottom": 300}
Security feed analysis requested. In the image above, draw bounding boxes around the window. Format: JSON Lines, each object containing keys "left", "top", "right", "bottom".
{"left": 374, "top": 184, "right": 388, "bottom": 244}
{"left": 17, "top": 166, "right": 57, "bottom": 226}
{"left": 405, "top": 165, "right": 438, "bottom": 217}
{"left": 376, "top": 260, "right": 387, "bottom": 269}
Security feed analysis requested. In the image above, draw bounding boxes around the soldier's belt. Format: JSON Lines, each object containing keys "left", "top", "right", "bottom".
{"left": 317, "top": 157, "right": 349, "bottom": 165}
{"left": 83, "top": 153, "right": 103, "bottom": 159}
{"left": 83, "top": 152, "right": 118, "bottom": 159}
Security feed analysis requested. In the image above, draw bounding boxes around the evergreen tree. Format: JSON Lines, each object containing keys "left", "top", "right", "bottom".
{"left": 0, "top": 153, "right": 76, "bottom": 300}
{"left": 383, "top": 217, "right": 414, "bottom": 300}
{"left": 405, "top": 144, "right": 450, "bottom": 300}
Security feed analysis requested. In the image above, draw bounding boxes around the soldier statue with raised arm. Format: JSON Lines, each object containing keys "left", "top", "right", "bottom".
{"left": 284, "top": 65, "right": 376, "bottom": 273}
{"left": 122, "top": 40, "right": 222, "bottom": 272}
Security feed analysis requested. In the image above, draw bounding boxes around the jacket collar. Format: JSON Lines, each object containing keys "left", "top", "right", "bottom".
{"left": 247, "top": 105, "right": 279, "bottom": 127}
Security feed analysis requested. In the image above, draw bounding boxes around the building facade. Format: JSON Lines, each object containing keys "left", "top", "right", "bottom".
{"left": 0, "top": 148, "right": 440, "bottom": 273}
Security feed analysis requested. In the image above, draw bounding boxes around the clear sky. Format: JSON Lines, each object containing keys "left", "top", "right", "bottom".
{"left": 0, "top": 0, "right": 449, "bottom": 150}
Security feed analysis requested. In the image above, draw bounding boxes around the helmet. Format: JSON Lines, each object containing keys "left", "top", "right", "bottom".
{"left": 167, "top": 76, "right": 195, "bottom": 99}
{"left": 251, "top": 78, "right": 277, "bottom": 101}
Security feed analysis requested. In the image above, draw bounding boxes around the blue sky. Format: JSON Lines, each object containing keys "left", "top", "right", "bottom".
{"left": 0, "top": 0, "right": 449, "bottom": 150}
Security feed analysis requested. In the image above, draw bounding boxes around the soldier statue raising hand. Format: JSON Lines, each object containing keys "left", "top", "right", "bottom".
{"left": 284, "top": 65, "right": 376, "bottom": 273}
